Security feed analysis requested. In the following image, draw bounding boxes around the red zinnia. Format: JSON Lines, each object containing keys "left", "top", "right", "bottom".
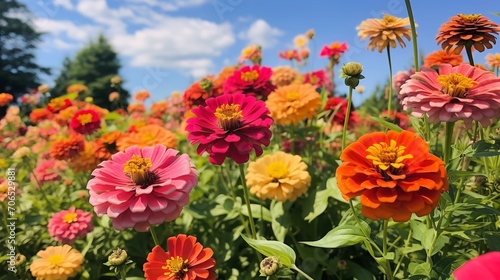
{"left": 144, "top": 234, "right": 216, "bottom": 280}
{"left": 319, "top": 42, "right": 348, "bottom": 58}
{"left": 279, "top": 49, "right": 301, "bottom": 61}
{"left": 70, "top": 109, "right": 101, "bottom": 135}
{"left": 224, "top": 65, "right": 276, "bottom": 99}
{"left": 304, "top": 70, "right": 332, "bottom": 91}
{"left": 183, "top": 77, "right": 222, "bottom": 110}
{"left": 47, "top": 98, "right": 72, "bottom": 113}
{"left": 323, "top": 97, "right": 358, "bottom": 127}
{"left": 186, "top": 93, "right": 273, "bottom": 165}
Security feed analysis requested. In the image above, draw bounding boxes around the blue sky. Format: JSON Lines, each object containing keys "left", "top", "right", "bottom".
{"left": 24, "top": 0, "right": 500, "bottom": 107}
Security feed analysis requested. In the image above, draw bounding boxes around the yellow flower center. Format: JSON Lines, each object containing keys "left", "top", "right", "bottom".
{"left": 141, "top": 132, "right": 155, "bottom": 142}
{"left": 366, "top": 140, "right": 413, "bottom": 175}
{"left": 63, "top": 213, "right": 78, "bottom": 223}
{"left": 458, "top": 13, "right": 481, "bottom": 22}
{"left": 286, "top": 92, "right": 300, "bottom": 101}
{"left": 47, "top": 254, "right": 64, "bottom": 267}
{"left": 383, "top": 14, "right": 397, "bottom": 24}
{"left": 214, "top": 104, "right": 243, "bottom": 131}
{"left": 123, "top": 155, "right": 153, "bottom": 186}
{"left": 49, "top": 98, "right": 65, "bottom": 110}
{"left": 266, "top": 162, "right": 289, "bottom": 179}
{"left": 241, "top": 70, "right": 259, "bottom": 82}
{"left": 330, "top": 42, "right": 342, "bottom": 49}
{"left": 163, "top": 256, "right": 189, "bottom": 277}
{"left": 437, "top": 73, "right": 477, "bottom": 98}
{"left": 77, "top": 113, "right": 93, "bottom": 126}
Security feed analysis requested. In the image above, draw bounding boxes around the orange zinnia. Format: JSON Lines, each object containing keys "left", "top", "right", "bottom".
{"left": 436, "top": 14, "right": 500, "bottom": 54}
{"left": 423, "top": 50, "right": 463, "bottom": 68}
{"left": 336, "top": 130, "right": 448, "bottom": 222}
{"left": 49, "top": 135, "right": 85, "bottom": 160}
{"left": 0, "top": 93, "right": 14, "bottom": 106}
{"left": 117, "top": 124, "right": 178, "bottom": 151}
{"left": 134, "top": 90, "right": 151, "bottom": 102}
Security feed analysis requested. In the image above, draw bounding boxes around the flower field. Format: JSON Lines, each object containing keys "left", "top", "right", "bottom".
{"left": 2, "top": 7, "right": 500, "bottom": 280}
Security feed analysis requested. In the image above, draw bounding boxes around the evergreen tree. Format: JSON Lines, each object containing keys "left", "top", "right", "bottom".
{"left": 52, "top": 34, "right": 129, "bottom": 110}
{"left": 0, "top": 0, "right": 50, "bottom": 96}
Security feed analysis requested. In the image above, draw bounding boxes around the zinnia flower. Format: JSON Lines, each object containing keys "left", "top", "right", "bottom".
{"left": 49, "top": 135, "right": 85, "bottom": 161}
{"left": 30, "top": 108, "right": 52, "bottom": 123}
{"left": 186, "top": 93, "right": 273, "bottom": 165}
{"left": 304, "top": 70, "right": 333, "bottom": 91}
{"left": 400, "top": 63, "right": 500, "bottom": 127}
{"left": 134, "top": 90, "right": 151, "bottom": 102}
{"left": 0, "top": 93, "right": 14, "bottom": 106}
{"left": 66, "top": 84, "right": 88, "bottom": 94}
{"left": 32, "top": 158, "right": 67, "bottom": 185}
{"left": 117, "top": 124, "right": 178, "bottom": 151}
{"left": 453, "top": 252, "right": 500, "bottom": 280}
{"left": 128, "top": 103, "right": 146, "bottom": 114}
{"left": 224, "top": 65, "right": 276, "bottom": 99}
{"left": 270, "top": 66, "right": 299, "bottom": 87}
{"left": 279, "top": 49, "right": 302, "bottom": 62}
{"left": 48, "top": 207, "right": 93, "bottom": 244}
{"left": 150, "top": 101, "right": 168, "bottom": 118}
{"left": 87, "top": 144, "right": 197, "bottom": 231}
{"left": 109, "top": 92, "right": 120, "bottom": 102}
{"left": 183, "top": 77, "right": 222, "bottom": 110}
{"left": 357, "top": 14, "right": 413, "bottom": 53}
{"left": 69, "top": 141, "right": 101, "bottom": 173}
{"left": 319, "top": 42, "right": 348, "bottom": 58}
{"left": 70, "top": 109, "right": 101, "bottom": 135}
{"left": 323, "top": 97, "right": 358, "bottom": 127}
{"left": 486, "top": 53, "right": 500, "bottom": 68}
{"left": 436, "top": 14, "right": 500, "bottom": 54}
{"left": 239, "top": 45, "right": 262, "bottom": 65}
{"left": 30, "top": 245, "right": 83, "bottom": 280}
{"left": 336, "top": 130, "right": 448, "bottom": 222}
{"left": 246, "top": 151, "right": 311, "bottom": 202}
{"left": 47, "top": 97, "right": 72, "bottom": 113}
{"left": 266, "top": 83, "right": 321, "bottom": 125}
{"left": 393, "top": 68, "right": 415, "bottom": 93}
{"left": 423, "top": 50, "right": 463, "bottom": 68}
{"left": 294, "top": 34, "right": 308, "bottom": 48}
{"left": 143, "top": 234, "right": 216, "bottom": 280}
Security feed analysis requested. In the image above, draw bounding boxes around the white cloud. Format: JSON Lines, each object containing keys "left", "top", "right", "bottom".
{"left": 239, "top": 19, "right": 283, "bottom": 48}
{"left": 125, "top": 0, "right": 208, "bottom": 11}
{"left": 53, "top": 0, "right": 74, "bottom": 10}
{"left": 34, "top": 18, "right": 99, "bottom": 42}
{"left": 53, "top": 38, "right": 78, "bottom": 49}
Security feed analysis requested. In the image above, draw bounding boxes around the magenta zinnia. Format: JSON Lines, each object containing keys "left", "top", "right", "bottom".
{"left": 48, "top": 207, "right": 93, "bottom": 244}
{"left": 224, "top": 65, "right": 276, "bottom": 100}
{"left": 400, "top": 63, "right": 500, "bottom": 127}
{"left": 186, "top": 93, "right": 273, "bottom": 165}
{"left": 86, "top": 144, "right": 197, "bottom": 231}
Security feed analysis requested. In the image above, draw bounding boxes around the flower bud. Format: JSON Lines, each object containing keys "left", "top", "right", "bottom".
{"left": 38, "top": 84, "right": 49, "bottom": 94}
{"left": 15, "top": 254, "right": 26, "bottom": 266}
{"left": 306, "top": 29, "right": 315, "bottom": 39}
{"left": 340, "top": 62, "right": 365, "bottom": 88}
{"left": 12, "top": 147, "right": 31, "bottom": 160}
{"left": 200, "top": 78, "right": 213, "bottom": 92}
{"left": 259, "top": 256, "right": 280, "bottom": 276}
{"left": 110, "top": 75, "right": 122, "bottom": 85}
{"left": 107, "top": 248, "right": 128, "bottom": 266}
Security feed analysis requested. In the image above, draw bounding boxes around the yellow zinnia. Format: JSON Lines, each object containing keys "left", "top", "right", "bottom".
{"left": 266, "top": 83, "right": 321, "bottom": 125}
{"left": 246, "top": 152, "right": 311, "bottom": 202}
{"left": 30, "top": 245, "right": 83, "bottom": 280}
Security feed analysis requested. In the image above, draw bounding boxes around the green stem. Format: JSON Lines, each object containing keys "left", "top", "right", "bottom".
{"left": 393, "top": 228, "right": 413, "bottom": 277}
{"left": 382, "top": 220, "right": 394, "bottom": 280}
{"left": 386, "top": 46, "right": 394, "bottom": 120}
{"left": 405, "top": 0, "right": 419, "bottom": 72}
{"left": 238, "top": 164, "right": 257, "bottom": 239}
{"left": 119, "top": 270, "right": 127, "bottom": 280}
{"left": 465, "top": 45, "right": 475, "bottom": 66}
{"left": 348, "top": 201, "right": 384, "bottom": 256}
{"left": 444, "top": 122, "right": 455, "bottom": 165}
{"left": 341, "top": 87, "right": 353, "bottom": 151}
{"left": 25, "top": 160, "right": 54, "bottom": 211}
{"left": 292, "top": 265, "right": 314, "bottom": 280}
{"left": 149, "top": 226, "right": 160, "bottom": 246}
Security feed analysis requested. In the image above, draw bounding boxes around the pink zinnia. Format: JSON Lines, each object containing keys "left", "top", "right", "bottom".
{"left": 393, "top": 68, "right": 415, "bottom": 93}
{"left": 31, "top": 158, "right": 67, "bottom": 185}
{"left": 186, "top": 93, "right": 273, "bottom": 165}
{"left": 400, "top": 63, "right": 500, "bottom": 128}
{"left": 48, "top": 207, "right": 93, "bottom": 244}
{"left": 224, "top": 65, "right": 276, "bottom": 100}
{"left": 453, "top": 252, "right": 500, "bottom": 280}
{"left": 319, "top": 42, "right": 348, "bottom": 58}
{"left": 304, "top": 70, "right": 333, "bottom": 91}
{"left": 86, "top": 144, "right": 197, "bottom": 231}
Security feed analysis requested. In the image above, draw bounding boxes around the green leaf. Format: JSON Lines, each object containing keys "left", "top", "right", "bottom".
{"left": 369, "top": 116, "right": 404, "bottom": 132}
{"left": 104, "top": 112, "right": 122, "bottom": 120}
{"left": 59, "top": 92, "right": 79, "bottom": 100}
{"left": 304, "top": 178, "right": 347, "bottom": 222}
{"left": 301, "top": 224, "right": 368, "bottom": 248}
{"left": 408, "top": 261, "right": 431, "bottom": 277}
{"left": 271, "top": 201, "right": 289, "bottom": 242}
{"left": 421, "top": 229, "right": 449, "bottom": 256}
{"left": 241, "top": 204, "right": 272, "bottom": 223}
{"left": 410, "top": 220, "right": 427, "bottom": 242}
{"left": 241, "top": 235, "right": 296, "bottom": 268}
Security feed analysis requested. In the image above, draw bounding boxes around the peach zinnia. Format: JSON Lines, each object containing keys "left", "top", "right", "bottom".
{"left": 186, "top": 93, "right": 273, "bottom": 165}
{"left": 117, "top": 124, "right": 178, "bottom": 151}
{"left": 436, "top": 14, "right": 500, "bottom": 54}
{"left": 246, "top": 152, "right": 311, "bottom": 202}
{"left": 266, "top": 83, "right": 321, "bottom": 125}
{"left": 30, "top": 245, "right": 83, "bottom": 280}
{"left": 336, "top": 130, "right": 448, "bottom": 222}
{"left": 144, "top": 234, "right": 216, "bottom": 280}
{"left": 87, "top": 144, "right": 198, "bottom": 231}
{"left": 486, "top": 53, "right": 500, "bottom": 68}
{"left": 400, "top": 63, "right": 500, "bottom": 127}
{"left": 357, "top": 14, "right": 413, "bottom": 53}
{"left": 423, "top": 50, "right": 463, "bottom": 68}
